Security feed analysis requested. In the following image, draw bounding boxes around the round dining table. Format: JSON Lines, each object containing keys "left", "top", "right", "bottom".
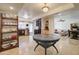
{"left": 33, "top": 34, "right": 60, "bottom": 55}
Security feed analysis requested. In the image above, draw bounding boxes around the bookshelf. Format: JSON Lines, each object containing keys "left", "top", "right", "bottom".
{"left": 0, "top": 13, "right": 19, "bottom": 52}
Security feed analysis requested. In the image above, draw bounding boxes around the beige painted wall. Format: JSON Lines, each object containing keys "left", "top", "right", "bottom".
{"left": 49, "top": 16, "right": 54, "bottom": 34}
{"left": 41, "top": 15, "right": 54, "bottom": 34}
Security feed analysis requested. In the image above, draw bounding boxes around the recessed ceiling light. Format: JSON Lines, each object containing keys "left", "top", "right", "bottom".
{"left": 9, "top": 6, "right": 14, "bottom": 10}
{"left": 58, "top": 13, "right": 61, "bottom": 16}
{"left": 23, "top": 14, "right": 29, "bottom": 19}
{"left": 14, "top": 14, "right": 17, "bottom": 17}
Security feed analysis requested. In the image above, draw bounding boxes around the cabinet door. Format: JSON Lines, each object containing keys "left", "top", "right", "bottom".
{"left": 34, "top": 18, "right": 41, "bottom": 34}
{"left": 0, "top": 14, "right": 1, "bottom": 50}
{"left": 0, "top": 14, "right": 1, "bottom": 29}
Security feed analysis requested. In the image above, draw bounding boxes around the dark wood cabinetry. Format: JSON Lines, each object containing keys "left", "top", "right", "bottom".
{"left": 18, "top": 28, "right": 29, "bottom": 36}
{"left": 0, "top": 13, "right": 19, "bottom": 52}
{"left": 34, "top": 18, "right": 41, "bottom": 34}
{"left": 34, "top": 29, "right": 41, "bottom": 34}
{"left": 18, "top": 29, "right": 25, "bottom": 35}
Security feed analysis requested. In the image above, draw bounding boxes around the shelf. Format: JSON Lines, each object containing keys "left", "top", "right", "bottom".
{"left": 0, "top": 45, "right": 18, "bottom": 52}
{"left": 2, "top": 39, "right": 17, "bottom": 42}
{"left": 2, "top": 31, "right": 17, "bottom": 34}
{"left": 2, "top": 25, "right": 18, "bottom": 26}
{"left": 2, "top": 17, "right": 17, "bottom": 20}
{"left": 2, "top": 39, "right": 12, "bottom": 42}
{"left": 0, "top": 13, "right": 18, "bottom": 52}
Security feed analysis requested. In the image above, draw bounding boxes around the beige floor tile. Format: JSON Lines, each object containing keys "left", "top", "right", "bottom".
{"left": 0, "top": 36, "right": 79, "bottom": 55}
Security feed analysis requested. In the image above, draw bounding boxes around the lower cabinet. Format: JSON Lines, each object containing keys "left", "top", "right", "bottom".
{"left": 18, "top": 29, "right": 25, "bottom": 36}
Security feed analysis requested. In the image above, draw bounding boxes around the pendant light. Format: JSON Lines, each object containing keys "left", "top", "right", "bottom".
{"left": 42, "top": 3, "right": 49, "bottom": 12}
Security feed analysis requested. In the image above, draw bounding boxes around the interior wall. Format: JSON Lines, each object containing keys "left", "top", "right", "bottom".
{"left": 41, "top": 16, "right": 54, "bottom": 34}
{"left": 18, "top": 18, "right": 28, "bottom": 29}
{"left": 54, "top": 10, "right": 79, "bottom": 31}
{"left": 49, "top": 16, "right": 54, "bottom": 34}
{"left": 32, "top": 20, "right": 36, "bottom": 35}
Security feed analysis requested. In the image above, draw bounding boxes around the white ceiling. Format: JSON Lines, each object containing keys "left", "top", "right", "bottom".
{"left": 0, "top": 3, "right": 78, "bottom": 21}
{"left": 19, "top": 3, "right": 75, "bottom": 21}
{"left": 54, "top": 3, "right": 79, "bottom": 19}
{"left": 0, "top": 3, "right": 24, "bottom": 14}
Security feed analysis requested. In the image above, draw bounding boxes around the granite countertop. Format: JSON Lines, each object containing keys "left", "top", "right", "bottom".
{"left": 33, "top": 34, "right": 60, "bottom": 41}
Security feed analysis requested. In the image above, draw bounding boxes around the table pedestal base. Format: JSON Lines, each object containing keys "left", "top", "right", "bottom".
{"left": 34, "top": 43, "right": 59, "bottom": 55}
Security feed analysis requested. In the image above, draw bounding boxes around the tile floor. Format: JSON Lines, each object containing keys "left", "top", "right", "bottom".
{"left": 0, "top": 35, "right": 79, "bottom": 55}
